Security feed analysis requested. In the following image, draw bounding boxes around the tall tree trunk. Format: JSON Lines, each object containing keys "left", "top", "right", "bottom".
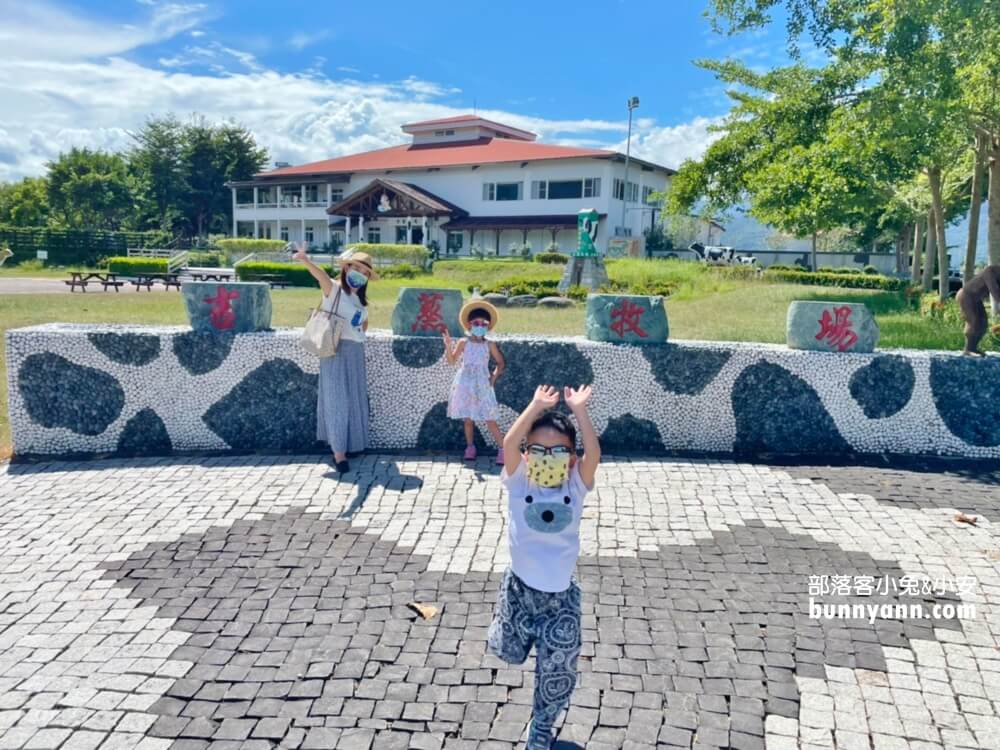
{"left": 966, "top": 131, "right": 987, "bottom": 281}
{"left": 989, "top": 134, "right": 1000, "bottom": 265}
{"left": 810, "top": 231, "right": 817, "bottom": 271}
{"left": 911, "top": 217, "right": 924, "bottom": 284}
{"left": 923, "top": 207, "right": 936, "bottom": 292}
{"left": 928, "top": 166, "right": 949, "bottom": 301}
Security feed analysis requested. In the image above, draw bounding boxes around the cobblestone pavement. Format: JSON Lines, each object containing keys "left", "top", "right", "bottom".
{"left": 0, "top": 454, "right": 997, "bottom": 750}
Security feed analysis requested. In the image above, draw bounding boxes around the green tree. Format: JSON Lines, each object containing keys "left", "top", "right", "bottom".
{"left": 129, "top": 115, "right": 186, "bottom": 233}
{"left": 0, "top": 177, "right": 49, "bottom": 226}
{"left": 46, "top": 148, "right": 132, "bottom": 230}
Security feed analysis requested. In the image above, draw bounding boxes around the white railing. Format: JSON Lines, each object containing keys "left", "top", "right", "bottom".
{"left": 167, "top": 251, "right": 189, "bottom": 273}
{"left": 127, "top": 247, "right": 174, "bottom": 258}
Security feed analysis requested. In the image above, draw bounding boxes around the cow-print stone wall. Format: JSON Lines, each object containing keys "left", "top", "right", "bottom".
{"left": 6, "top": 324, "right": 1000, "bottom": 459}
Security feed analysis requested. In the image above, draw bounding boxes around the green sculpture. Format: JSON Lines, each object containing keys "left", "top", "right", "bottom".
{"left": 576, "top": 208, "right": 600, "bottom": 257}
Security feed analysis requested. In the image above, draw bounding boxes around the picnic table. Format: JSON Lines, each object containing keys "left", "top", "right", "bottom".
{"left": 132, "top": 273, "right": 182, "bottom": 291}
{"left": 244, "top": 273, "right": 290, "bottom": 289}
{"left": 190, "top": 270, "right": 235, "bottom": 282}
{"left": 64, "top": 272, "right": 125, "bottom": 293}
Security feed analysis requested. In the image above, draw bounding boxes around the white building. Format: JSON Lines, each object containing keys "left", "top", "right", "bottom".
{"left": 226, "top": 115, "right": 673, "bottom": 256}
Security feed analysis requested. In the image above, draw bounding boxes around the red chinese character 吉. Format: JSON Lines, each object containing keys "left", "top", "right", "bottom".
{"left": 609, "top": 298, "right": 648, "bottom": 338}
{"left": 204, "top": 287, "right": 240, "bottom": 331}
{"left": 411, "top": 292, "right": 447, "bottom": 333}
{"left": 815, "top": 305, "right": 858, "bottom": 351}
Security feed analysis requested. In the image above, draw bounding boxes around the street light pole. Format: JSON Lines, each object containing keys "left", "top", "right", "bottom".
{"left": 621, "top": 96, "right": 639, "bottom": 235}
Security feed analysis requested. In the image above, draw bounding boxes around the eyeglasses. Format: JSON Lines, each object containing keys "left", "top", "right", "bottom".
{"left": 525, "top": 443, "right": 571, "bottom": 457}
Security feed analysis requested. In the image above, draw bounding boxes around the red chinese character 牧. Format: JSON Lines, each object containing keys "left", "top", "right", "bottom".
{"left": 609, "top": 299, "right": 648, "bottom": 338}
{"left": 411, "top": 292, "right": 447, "bottom": 333}
{"left": 204, "top": 287, "right": 240, "bottom": 331}
{"left": 815, "top": 305, "right": 858, "bottom": 351}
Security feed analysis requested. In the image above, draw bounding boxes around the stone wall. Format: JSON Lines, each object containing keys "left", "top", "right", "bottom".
{"left": 6, "top": 323, "right": 999, "bottom": 459}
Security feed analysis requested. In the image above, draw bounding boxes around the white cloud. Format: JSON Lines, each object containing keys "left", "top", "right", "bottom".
{"left": 289, "top": 29, "right": 332, "bottom": 51}
{"left": 0, "top": 2, "right": 719, "bottom": 181}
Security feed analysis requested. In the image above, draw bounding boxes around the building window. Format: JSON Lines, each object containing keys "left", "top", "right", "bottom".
{"left": 304, "top": 185, "right": 320, "bottom": 204}
{"left": 447, "top": 231, "right": 464, "bottom": 253}
{"left": 396, "top": 226, "right": 408, "bottom": 243}
{"left": 547, "top": 180, "right": 583, "bottom": 200}
{"left": 280, "top": 187, "right": 301, "bottom": 206}
{"left": 483, "top": 182, "right": 522, "bottom": 201}
{"left": 305, "top": 226, "right": 314, "bottom": 243}
{"left": 280, "top": 225, "right": 289, "bottom": 241}
{"left": 258, "top": 188, "right": 276, "bottom": 206}
{"left": 584, "top": 178, "right": 601, "bottom": 198}
{"left": 235, "top": 188, "right": 254, "bottom": 206}
{"left": 612, "top": 179, "right": 639, "bottom": 202}
{"left": 367, "top": 226, "right": 381, "bottom": 243}
{"left": 330, "top": 187, "right": 344, "bottom": 203}
{"left": 531, "top": 181, "right": 547, "bottom": 199}
{"left": 642, "top": 186, "right": 657, "bottom": 204}
{"left": 433, "top": 129, "right": 456, "bottom": 136}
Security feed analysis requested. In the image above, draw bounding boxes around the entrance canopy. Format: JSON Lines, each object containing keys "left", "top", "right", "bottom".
{"left": 327, "top": 178, "right": 466, "bottom": 219}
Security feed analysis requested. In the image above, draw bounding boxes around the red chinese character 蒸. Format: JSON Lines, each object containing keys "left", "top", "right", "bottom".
{"left": 815, "top": 305, "right": 858, "bottom": 351}
{"left": 411, "top": 292, "right": 447, "bottom": 333}
{"left": 609, "top": 298, "right": 648, "bottom": 338}
{"left": 204, "top": 287, "right": 240, "bottom": 331}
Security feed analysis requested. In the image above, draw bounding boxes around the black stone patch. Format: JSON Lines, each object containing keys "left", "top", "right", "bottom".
{"left": 416, "top": 401, "right": 487, "bottom": 450}
{"left": 640, "top": 345, "right": 731, "bottom": 396}
{"left": 494, "top": 341, "right": 593, "bottom": 414}
{"left": 117, "top": 408, "right": 172, "bottom": 456}
{"left": 392, "top": 336, "right": 445, "bottom": 368}
{"left": 848, "top": 356, "right": 914, "bottom": 419}
{"left": 172, "top": 331, "right": 234, "bottom": 376}
{"left": 88, "top": 332, "right": 161, "bottom": 367}
{"left": 930, "top": 356, "right": 1000, "bottom": 446}
{"left": 600, "top": 414, "right": 664, "bottom": 454}
{"left": 102, "top": 503, "right": 961, "bottom": 749}
{"left": 18, "top": 353, "right": 125, "bottom": 436}
{"left": 203, "top": 359, "right": 317, "bottom": 450}
{"left": 732, "top": 361, "right": 850, "bottom": 455}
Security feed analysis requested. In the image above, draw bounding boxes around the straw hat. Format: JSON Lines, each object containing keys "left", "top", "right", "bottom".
{"left": 338, "top": 250, "right": 380, "bottom": 280}
{"left": 460, "top": 298, "right": 499, "bottom": 331}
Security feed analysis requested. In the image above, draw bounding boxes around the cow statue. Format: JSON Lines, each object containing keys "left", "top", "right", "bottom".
{"left": 689, "top": 243, "right": 760, "bottom": 270}
{"left": 0, "top": 247, "right": 12, "bottom": 267}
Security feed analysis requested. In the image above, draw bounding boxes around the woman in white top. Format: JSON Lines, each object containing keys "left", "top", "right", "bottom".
{"left": 294, "top": 244, "right": 377, "bottom": 474}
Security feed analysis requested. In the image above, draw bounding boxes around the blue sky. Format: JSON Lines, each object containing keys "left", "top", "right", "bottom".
{"left": 0, "top": 0, "right": 796, "bottom": 181}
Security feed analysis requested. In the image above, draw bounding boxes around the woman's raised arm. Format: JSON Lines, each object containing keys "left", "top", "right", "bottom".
{"left": 292, "top": 242, "right": 334, "bottom": 297}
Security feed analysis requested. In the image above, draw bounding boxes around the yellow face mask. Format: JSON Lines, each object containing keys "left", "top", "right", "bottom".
{"left": 527, "top": 453, "right": 570, "bottom": 488}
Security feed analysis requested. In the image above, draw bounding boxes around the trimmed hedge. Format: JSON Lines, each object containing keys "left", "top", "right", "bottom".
{"left": 764, "top": 268, "right": 909, "bottom": 291}
{"left": 216, "top": 238, "right": 287, "bottom": 254}
{"left": 235, "top": 261, "right": 332, "bottom": 287}
{"left": 0, "top": 225, "right": 172, "bottom": 267}
{"left": 535, "top": 251, "right": 570, "bottom": 264}
{"left": 187, "top": 251, "right": 226, "bottom": 268}
{"left": 107, "top": 257, "right": 168, "bottom": 275}
{"left": 378, "top": 263, "right": 423, "bottom": 279}
{"left": 345, "top": 243, "right": 429, "bottom": 266}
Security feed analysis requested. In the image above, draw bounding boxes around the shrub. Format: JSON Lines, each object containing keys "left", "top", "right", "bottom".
{"left": 235, "top": 261, "right": 336, "bottom": 287}
{"left": 14, "top": 258, "right": 45, "bottom": 272}
{"left": 344, "top": 243, "right": 429, "bottom": 267}
{"left": 378, "top": 263, "right": 423, "bottom": 279}
{"left": 187, "top": 251, "right": 226, "bottom": 268}
{"left": 107, "top": 257, "right": 169, "bottom": 275}
{"left": 475, "top": 277, "right": 562, "bottom": 297}
{"left": 535, "top": 251, "right": 570, "bottom": 264}
{"left": 863, "top": 265, "right": 879, "bottom": 275}
{"left": 764, "top": 268, "right": 908, "bottom": 291}
{"left": 0, "top": 225, "right": 171, "bottom": 266}
{"left": 216, "top": 238, "right": 288, "bottom": 255}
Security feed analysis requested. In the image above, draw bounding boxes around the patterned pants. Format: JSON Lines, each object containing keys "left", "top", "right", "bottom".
{"left": 487, "top": 568, "right": 582, "bottom": 750}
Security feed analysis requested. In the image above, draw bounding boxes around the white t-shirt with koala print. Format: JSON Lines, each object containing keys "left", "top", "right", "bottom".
{"left": 500, "top": 458, "right": 593, "bottom": 593}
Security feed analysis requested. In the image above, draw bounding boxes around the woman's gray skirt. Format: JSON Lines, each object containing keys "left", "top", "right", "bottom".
{"left": 317, "top": 340, "right": 370, "bottom": 454}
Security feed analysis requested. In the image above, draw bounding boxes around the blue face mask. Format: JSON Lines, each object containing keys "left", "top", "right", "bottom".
{"left": 345, "top": 269, "right": 368, "bottom": 289}
{"left": 470, "top": 324, "right": 488, "bottom": 337}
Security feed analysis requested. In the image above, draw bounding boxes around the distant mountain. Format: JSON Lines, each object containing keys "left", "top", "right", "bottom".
{"left": 717, "top": 202, "right": 992, "bottom": 267}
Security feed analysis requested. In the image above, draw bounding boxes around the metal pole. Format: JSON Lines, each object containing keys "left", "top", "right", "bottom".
{"left": 621, "top": 96, "right": 638, "bottom": 235}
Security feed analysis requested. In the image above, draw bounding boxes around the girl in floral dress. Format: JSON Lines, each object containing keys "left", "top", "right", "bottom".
{"left": 443, "top": 300, "right": 506, "bottom": 464}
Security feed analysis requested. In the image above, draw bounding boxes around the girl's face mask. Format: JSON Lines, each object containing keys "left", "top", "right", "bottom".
{"left": 469, "top": 324, "right": 489, "bottom": 337}
{"left": 345, "top": 269, "right": 368, "bottom": 289}
{"left": 525, "top": 444, "right": 571, "bottom": 487}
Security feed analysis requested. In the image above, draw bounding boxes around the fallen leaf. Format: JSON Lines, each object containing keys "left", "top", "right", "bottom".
{"left": 954, "top": 512, "right": 978, "bottom": 526}
{"left": 407, "top": 602, "right": 438, "bottom": 620}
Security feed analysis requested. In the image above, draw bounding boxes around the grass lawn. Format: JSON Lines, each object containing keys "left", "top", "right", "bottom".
{"left": 0, "top": 258, "right": 970, "bottom": 457}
